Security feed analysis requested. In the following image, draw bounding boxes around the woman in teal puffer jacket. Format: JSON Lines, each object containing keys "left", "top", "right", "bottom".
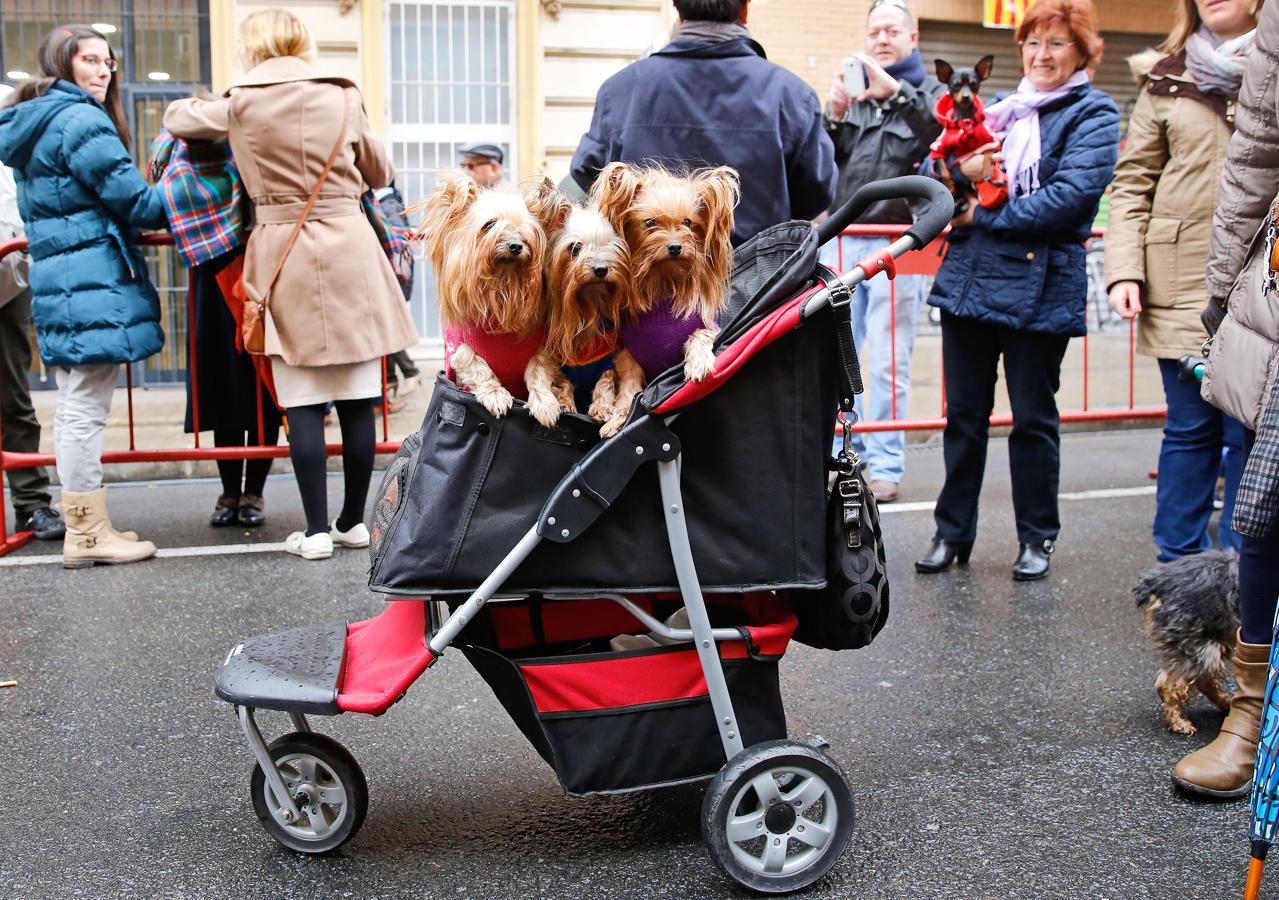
{"left": 0, "top": 24, "right": 168, "bottom": 568}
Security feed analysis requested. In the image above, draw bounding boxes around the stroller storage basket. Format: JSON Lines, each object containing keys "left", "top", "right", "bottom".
{"left": 457, "top": 592, "right": 796, "bottom": 796}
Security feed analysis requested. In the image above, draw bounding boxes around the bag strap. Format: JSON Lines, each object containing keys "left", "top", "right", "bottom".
{"left": 259, "top": 88, "right": 354, "bottom": 308}
{"left": 816, "top": 264, "right": 864, "bottom": 412}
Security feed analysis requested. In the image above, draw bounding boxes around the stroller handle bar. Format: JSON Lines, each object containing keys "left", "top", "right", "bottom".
{"left": 815, "top": 175, "right": 954, "bottom": 250}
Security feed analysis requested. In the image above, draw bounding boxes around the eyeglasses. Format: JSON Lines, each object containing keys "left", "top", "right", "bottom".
{"left": 74, "top": 54, "right": 117, "bottom": 72}
{"left": 1020, "top": 38, "right": 1074, "bottom": 53}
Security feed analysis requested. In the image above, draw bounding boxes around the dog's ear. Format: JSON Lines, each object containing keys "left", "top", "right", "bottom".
{"left": 415, "top": 169, "right": 478, "bottom": 229}
{"left": 935, "top": 59, "right": 954, "bottom": 86}
{"left": 525, "top": 177, "right": 573, "bottom": 233}
{"left": 974, "top": 55, "right": 994, "bottom": 83}
{"left": 591, "top": 162, "right": 641, "bottom": 234}
{"left": 693, "top": 166, "right": 740, "bottom": 266}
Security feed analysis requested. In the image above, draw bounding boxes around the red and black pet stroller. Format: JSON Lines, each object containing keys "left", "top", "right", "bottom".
{"left": 213, "top": 177, "right": 952, "bottom": 894}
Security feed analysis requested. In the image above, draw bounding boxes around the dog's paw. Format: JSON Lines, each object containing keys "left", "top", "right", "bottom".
{"left": 475, "top": 385, "right": 515, "bottom": 418}
{"left": 684, "top": 350, "right": 716, "bottom": 383}
{"left": 599, "top": 415, "right": 625, "bottom": 438}
{"left": 527, "top": 390, "right": 562, "bottom": 429}
{"left": 1167, "top": 717, "right": 1197, "bottom": 736}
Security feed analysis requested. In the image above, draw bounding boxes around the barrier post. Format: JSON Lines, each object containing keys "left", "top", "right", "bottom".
{"left": 0, "top": 410, "right": 35, "bottom": 554}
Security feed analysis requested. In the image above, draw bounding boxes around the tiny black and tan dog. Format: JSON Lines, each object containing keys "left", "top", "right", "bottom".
{"left": 924, "top": 55, "right": 1007, "bottom": 210}
{"left": 1133, "top": 550, "right": 1240, "bottom": 735}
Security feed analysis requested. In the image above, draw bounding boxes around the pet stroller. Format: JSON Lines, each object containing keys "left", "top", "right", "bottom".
{"left": 212, "top": 177, "right": 953, "bottom": 894}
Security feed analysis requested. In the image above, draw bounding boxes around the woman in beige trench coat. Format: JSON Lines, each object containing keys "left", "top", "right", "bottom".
{"left": 1102, "top": 0, "right": 1257, "bottom": 563}
{"left": 164, "top": 8, "right": 418, "bottom": 560}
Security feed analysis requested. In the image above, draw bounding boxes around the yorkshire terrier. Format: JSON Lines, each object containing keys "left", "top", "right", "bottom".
{"left": 527, "top": 179, "right": 642, "bottom": 437}
{"left": 592, "top": 163, "right": 740, "bottom": 384}
{"left": 924, "top": 56, "right": 1007, "bottom": 212}
{"left": 1133, "top": 550, "right": 1240, "bottom": 735}
{"left": 415, "top": 171, "right": 562, "bottom": 427}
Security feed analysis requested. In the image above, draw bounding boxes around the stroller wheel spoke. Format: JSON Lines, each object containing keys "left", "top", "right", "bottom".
{"left": 760, "top": 835, "right": 788, "bottom": 874}
{"left": 316, "top": 786, "right": 346, "bottom": 806}
{"left": 750, "top": 772, "right": 783, "bottom": 807}
{"left": 790, "top": 818, "right": 832, "bottom": 849}
{"left": 293, "top": 758, "right": 319, "bottom": 785}
{"left": 726, "top": 809, "right": 767, "bottom": 843}
{"left": 785, "top": 774, "right": 827, "bottom": 814}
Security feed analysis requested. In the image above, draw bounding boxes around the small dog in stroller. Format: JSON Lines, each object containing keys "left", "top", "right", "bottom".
{"left": 593, "top": 162, "right": 741, "bottom": 383}
{"left": 414, "top": 170, "right": 565, "bottom": 428}
{"left": 525, "top": 178, "right": 644, "bottom": 437}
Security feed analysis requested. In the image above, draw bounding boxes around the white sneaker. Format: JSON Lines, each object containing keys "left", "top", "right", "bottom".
{"left": 285, "top": 531, "right": 334, "bottom": 560}
{"left": 330, "top": 519, "right": 370, "bottom": 548}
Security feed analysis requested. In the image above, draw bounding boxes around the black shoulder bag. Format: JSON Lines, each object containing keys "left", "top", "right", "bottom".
{"left": 786, "top": 265, "right": 891, "bottom": 651}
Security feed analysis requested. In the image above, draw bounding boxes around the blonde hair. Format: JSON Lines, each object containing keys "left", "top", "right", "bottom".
{"left": 239, "top": 9, "right": 317, "bottom": 67}
{"left": 1162, "top": 0, "right": 1262, "bottom": 54}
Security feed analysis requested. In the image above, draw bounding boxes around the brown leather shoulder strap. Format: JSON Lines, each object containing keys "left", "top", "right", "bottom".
{"left": 260, "top": 87, "right": 354, "bottom": 307}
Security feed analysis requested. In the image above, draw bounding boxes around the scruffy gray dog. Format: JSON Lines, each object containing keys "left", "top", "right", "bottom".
{"left": 1133, "top": 550, "right": 1240, "bottom": 735}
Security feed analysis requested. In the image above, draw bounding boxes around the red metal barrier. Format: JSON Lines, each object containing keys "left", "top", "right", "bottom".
{"left": 1, "top": 225, "right": 1168, "bottom": 556}
{"left": 0, "top": 234, "right": 401, "bottom": 555}
{"left": 830, "top": 224, "right": 1166, "bottom": 435}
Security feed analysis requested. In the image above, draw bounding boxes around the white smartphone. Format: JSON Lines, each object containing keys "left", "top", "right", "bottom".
{"left": 842, "top": 57, "right": 866, "bottom": 97}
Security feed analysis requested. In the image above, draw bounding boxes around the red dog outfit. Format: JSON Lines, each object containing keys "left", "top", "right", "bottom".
{"left": 444, "top": 324, "right": 547, "bottom": 399}
{"left": 928, "top": 94, "right": 1008, "bottom": 209}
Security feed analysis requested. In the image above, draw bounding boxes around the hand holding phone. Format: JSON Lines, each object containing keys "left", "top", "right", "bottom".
{"left": 841, "top": 57, "right": 866, "bottom": 99}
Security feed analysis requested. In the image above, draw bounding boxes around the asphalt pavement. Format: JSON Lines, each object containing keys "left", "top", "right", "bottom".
{"left": 0, "top": 428, "right": 1256, "bottom": 899}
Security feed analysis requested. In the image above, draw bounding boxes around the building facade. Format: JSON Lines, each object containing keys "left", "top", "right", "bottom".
{"left": 2, "top": 0, "right": 1171, "bottom": 368}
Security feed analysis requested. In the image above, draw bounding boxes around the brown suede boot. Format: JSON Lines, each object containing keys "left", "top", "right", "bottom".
{"left": 1171, "top": 630, "right": 1270, "bottom": 799}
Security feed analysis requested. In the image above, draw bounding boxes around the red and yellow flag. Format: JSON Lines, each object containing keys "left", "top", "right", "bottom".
{"left": 984, "top": 0, "right": 1032, "bottom": 29}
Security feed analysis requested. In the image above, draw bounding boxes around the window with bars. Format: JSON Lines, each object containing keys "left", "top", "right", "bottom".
{"left": 386, "top": 0, "right": 518, "bottom": 347}
{"left": 2, "top": 1, "right": 210, "bottom": 387}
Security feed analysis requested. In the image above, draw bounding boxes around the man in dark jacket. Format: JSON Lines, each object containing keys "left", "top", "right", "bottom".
{"left": 569, "top": 0, "right": 836, "bottom": 246}
{"left": 821, "top": 0, "right": 944, "bottom": 504}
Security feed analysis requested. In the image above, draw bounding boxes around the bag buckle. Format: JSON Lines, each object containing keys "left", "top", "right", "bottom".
{"left": 827, "top": 279, "right": 853, "bottom": 309}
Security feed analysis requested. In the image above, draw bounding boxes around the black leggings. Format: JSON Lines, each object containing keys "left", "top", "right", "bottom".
{"left": 214, "top": 422, "right": 281, "bottom": 499}
{"left": 285, "top": 399, "right": 375, "bottom": 537}
{"left": 1236, "top": 430, "right": 1279, "bottom": 645}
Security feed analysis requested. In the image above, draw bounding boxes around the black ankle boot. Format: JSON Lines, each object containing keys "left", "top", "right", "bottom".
{"left": 1013, "top": 540, "right": 1054, "bottom": 581}
{"left": 915, "top": 538, "right": 973, "bottom": 574}
{"left": 210, "top": 494, "right": 239, "bottom": 527}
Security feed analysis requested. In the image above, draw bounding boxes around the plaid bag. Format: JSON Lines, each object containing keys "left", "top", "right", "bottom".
{"left": 362, "top": 190, "right": 416, "bottom": 296}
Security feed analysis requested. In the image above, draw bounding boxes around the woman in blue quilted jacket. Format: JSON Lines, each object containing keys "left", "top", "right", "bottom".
{"left": 0, "top": 24, "right": 168, "bottom": 568}
{"left": 914, "top": 0, "right": 1119, "bottom": 582}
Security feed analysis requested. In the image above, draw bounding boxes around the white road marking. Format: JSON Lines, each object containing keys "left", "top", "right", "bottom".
{"left": 0, "top": 541, "right": 288, "bottom": 568}
{"left": 873, "top": 484, "right": 1156, "bottom": 516}
{"left": 0, "top": 486, "right": 1159, "bottom": 567}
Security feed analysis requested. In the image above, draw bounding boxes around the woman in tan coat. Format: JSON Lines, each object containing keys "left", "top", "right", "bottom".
{"left": 164, "top": 9, "right": 418, "bottom": 560}
{"left": 1103, "top": 0, "right": 1258, "bottom": 563}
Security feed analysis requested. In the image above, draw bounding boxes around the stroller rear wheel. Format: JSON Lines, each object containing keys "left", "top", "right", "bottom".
{"left": 701, "top": 740, "right": 854, "bottom": 895}
{"left": 249, "top": 731, "right": 368, "bottom": 854}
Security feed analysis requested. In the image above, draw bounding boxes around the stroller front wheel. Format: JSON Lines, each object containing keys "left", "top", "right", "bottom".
{"left": 701, "top": 740, "right": 854, "bottom": 895}
{"left": 249, "top": 731, "right": 369, "bottom": 854}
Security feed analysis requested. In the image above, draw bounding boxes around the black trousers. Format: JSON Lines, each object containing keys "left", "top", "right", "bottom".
{"left": 0, "top": 290, "right": 52, "bottom": 513}
{"left": 933, "top": 311, "right": 1070, "bottom": 546}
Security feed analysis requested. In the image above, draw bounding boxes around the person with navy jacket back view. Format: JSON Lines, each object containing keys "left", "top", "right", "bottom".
{"left": 0, "top": 24, "right": 168, "bottom": 569}
{"left": 569, "top": 0, "right": 837, "bottom": 247}
{"left": 914, "top": 0, "right": 1120, "bottom": 583}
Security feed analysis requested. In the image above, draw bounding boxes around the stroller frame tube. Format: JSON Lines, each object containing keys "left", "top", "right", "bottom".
{"left": 657, "top": 457, "right": 745, "bottom": 760}
{"left": 802, "top": 235, "right": 918, "bottom": 319}
{"left": 239, "top": 705, "right": 303, "bottom": 822}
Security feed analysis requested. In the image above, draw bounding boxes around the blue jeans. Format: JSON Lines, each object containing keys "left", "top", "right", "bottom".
{"left": 819, "top": 234, "right": 926, "bottom": 483}
{"left": 1154, "top": 358, "right": 1244, "bottom": 561}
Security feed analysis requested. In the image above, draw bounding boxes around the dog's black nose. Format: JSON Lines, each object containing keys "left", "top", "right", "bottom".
{"left": 592, "top": 263, "right": 609, "bottom": 278}
{"left": 507, "top": 242, "right": 524, "bottom": 255}
{"left": 667, "top": 243, "right": 683, "bottom": 258}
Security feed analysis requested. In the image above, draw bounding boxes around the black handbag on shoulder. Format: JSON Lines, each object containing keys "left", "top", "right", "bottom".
{"left": 785, "top": 266, "right": 891, "bottom": 651}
